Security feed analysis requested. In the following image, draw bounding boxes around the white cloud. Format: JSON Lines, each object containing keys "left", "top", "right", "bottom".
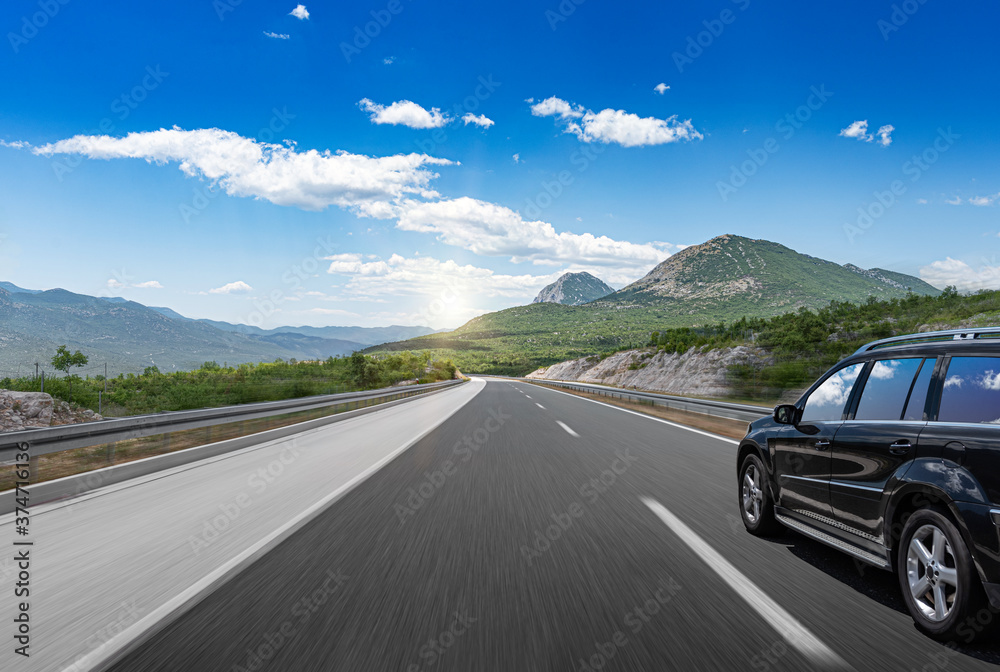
{"left": 839, "top": 120, "right": 870, "bottom": 140}
{"left": 531, "top": 96, "right": 702, "bottom": 147}
{"left": 946, "top": 195, "right": 963, "bottom": 205}
{"left": 969, "top": 192, "right": 1000, "bottom": 206}
{"left": 920, "top": 257, "right": 1000, "bottom": 291}
{"left": 529, "top": 96, "right": 585, "bottom": 120}
{"left": 289, "top": 4, "right": 309, "bottom": 19}
{"left": 209, "top": 281, "right": 253, "bottom": 294}
{"left": 462, "top": 113, "right": 495, "bottom": 129}
{"left": 396, "top": 196, "right": 671, "bottom": 274}
{"left": 875, "top": 124, "right": 894, "bottom": 147}
{"left": 839, "top": 120, "right": 894, "bottom": 147}
{"left": 654, "top": 83, "right": 670, "bottom": 95}
{"left": 264, "top": 31, "right": 290, "bottom": 39}
{"left": 358, "top": 99, "right": 450, "bottom": 129}
{"left": 31, "top": 127, "right": 452, "bottom": 217}
{"left": 383, "top": 56, "right": 395, "bottom": 65}
{"left": 512, "top": 153, "right": 520, "bottom": 164}
{"left": 917, "top": 198, "right": 928, "bottom": 204}
{"left": 0, "top": 140, "right": 27, "bottom": 149}
{"left": 107, "top": 278, "right": 163, "bottom": 290}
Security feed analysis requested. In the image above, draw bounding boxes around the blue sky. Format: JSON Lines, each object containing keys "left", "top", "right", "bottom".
{"left": 1, "top": 0, "right": 998, "bottom": 328}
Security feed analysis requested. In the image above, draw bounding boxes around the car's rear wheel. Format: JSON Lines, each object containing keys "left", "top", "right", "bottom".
{"left": 739, "top": 453, "right": 781, "bottom": 536}
{"left": 898, "top": 508, "right": 989, "bottom": 641}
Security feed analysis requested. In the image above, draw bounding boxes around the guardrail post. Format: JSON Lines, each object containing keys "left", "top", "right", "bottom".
{"left": 106, "top": 441, "right": 116, "bottom": 464}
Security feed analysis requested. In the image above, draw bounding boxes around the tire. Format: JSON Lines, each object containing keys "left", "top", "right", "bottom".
{"left": 897, "top": 508, "right": 989, "bottom": 641}
{"left": 739, "top": 453, "right": 781, "bottom": 536}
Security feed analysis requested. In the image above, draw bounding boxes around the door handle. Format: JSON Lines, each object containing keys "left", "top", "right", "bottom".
{"left": 889, "top": 440, "right": 912, "bottom": 455}
{"left": 814, "top": 440, "right": 830, "bottom": 450}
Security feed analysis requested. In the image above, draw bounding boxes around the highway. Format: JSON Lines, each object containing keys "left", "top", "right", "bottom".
{"left": 6, "top": 378, "right": 1000, "bottom": 671}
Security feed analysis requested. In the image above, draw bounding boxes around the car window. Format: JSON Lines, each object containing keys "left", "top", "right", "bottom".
{"left": 801, "top": 362, "right": 865, "bottom": 423}
{"left": 938, "top": 356, "right": 1000, "bottom": 424}
{"left": 902, "top": 358, "right": 935, "bottom": 421}
{"left": 854, "top": 358, "right": 925, "bottom": 421}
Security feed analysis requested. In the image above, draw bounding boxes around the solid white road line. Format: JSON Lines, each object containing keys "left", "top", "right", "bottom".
{"left": 641, "top": 497, "right": 851, "bottom": 671}
{"left": 535, "top": 403, "right": 545, "bottom": 410}
{"left": 527, "top": 383, "right": 739, "bottom": 446}
{"left": 556, "top": 421, "right": 580, "bottom": 438}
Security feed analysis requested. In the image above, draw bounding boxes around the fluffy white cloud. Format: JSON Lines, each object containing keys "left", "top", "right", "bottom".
{"left": 31, "top": 127, "right": 452, "bottom": 216}
{"left": 839, "top": 120, "right": 894, "bottom": 147}
{"left": 839, "top": 120, "right": 870, "bottom": 140}
{"left": 462, "top": 113, "right": 495, "bottom": 129}
{"left": 654, "top": 83, "right": 670, "bottom": 95}
{"left": 875, "top": 124, "right": 894, "bottom": 147}
{"left": 969, "top": 192, "right": 1000, "bottom": 206}
{"left": 397, "top": 196, "right": 671, "bottom": 272}
{"left": 383, "top": 56, "right": 395, "bottom": 65}
{"left": 264, "top": 31, "right": 290, "bottom": 39}
{"left": 947, "top": 195, "right": 963, "bottom": 205}
{"left": 531, "top": 96, "right": 702, "bottom": 147}
{"left": 0, "top": 140, "right": 27, "bottom": 149}
{"left": 134, "top": 280, "right": 164, "bottom": 289}
{"left": 289, "top": 4, "right": 309, "bottom": 19}
{"left": 530, "top": 97, "right": 584, "bottom": 120}
{"left": 209, "top": 281, "right": 253, "bottom": 294}
{"left": 358, "top": 99, "right": 450, "bottom": 129}
{"left": 512, "top": 153, "right": 520, "bottom": 163}
{"left": 920, "top": 257, "right": 1000, "bottom": 291}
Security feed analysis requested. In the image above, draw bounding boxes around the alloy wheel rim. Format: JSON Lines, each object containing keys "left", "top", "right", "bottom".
{"left": 742, "top": 464, "right": 763, "bottom": 524}
{"left": 906, "top": 523, "right": 959, "bottom": 623}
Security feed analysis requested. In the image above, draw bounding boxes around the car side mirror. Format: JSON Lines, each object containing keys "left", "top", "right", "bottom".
{"left": 773, "top": 404, "right": 800, "bottom": 426}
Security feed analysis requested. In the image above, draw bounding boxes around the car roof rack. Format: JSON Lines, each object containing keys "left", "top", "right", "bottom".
{"left": 854, "top": 327, "right": 1000, "bottom": 355}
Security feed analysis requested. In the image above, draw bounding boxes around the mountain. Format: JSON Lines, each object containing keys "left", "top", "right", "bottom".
{"left": 369, "top": 234, "right": 943, "bottom": 374}
{"left": 0, "top": 282, "right": 42, "bottom": 295}
{"left": 607, "top": 234, "right": 939, "bottom": 309}
{"left": 194, "top": 319, "right": 438, "bottom": 346}
{"left": 532, "top": 272, "right": 614, "bottom": 305}
{"left": 0, "top": 287, "right": 426, "bottom": 377}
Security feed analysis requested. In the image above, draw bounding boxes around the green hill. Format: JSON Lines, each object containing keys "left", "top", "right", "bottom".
{"left": 369, "top": 234, "right": 943, "bottom": 374}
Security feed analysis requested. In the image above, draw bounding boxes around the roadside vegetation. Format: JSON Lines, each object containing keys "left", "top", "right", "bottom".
{"left": 0, "top": 351, "right": 457, "bottom": 417}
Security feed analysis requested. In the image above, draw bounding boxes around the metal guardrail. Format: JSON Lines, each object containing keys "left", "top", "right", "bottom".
{"left": 0, "top": 380, "right": 462, "bottom": 462}
{"left": 487, "top": 376, "right": 771, "bottom": 424}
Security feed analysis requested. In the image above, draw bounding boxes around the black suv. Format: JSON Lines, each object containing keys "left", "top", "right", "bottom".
{"left": 737, "top": 328, "right": 1000, "bottom": 640}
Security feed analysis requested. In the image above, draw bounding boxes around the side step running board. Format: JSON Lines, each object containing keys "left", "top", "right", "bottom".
{"left": 776, "top": 514, "right": 892, "bottom": 570}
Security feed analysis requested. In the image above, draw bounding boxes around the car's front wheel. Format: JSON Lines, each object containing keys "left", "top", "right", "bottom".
{"left": 738, "top": 453, "right": 781, "bottom": 536}
{"left": 898, "top": 508, "right": 989, "bottom": 641}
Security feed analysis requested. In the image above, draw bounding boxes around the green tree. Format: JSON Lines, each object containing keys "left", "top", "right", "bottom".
{"left": 51, "top": 345, "right": 88, "bottom": 402}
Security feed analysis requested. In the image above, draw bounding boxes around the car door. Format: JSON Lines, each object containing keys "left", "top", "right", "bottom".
{"left": 772, "top": 361, "right": 866, "bottom": 518}
{"left": 830, "top": 357, "right": 935, "bottom": 539}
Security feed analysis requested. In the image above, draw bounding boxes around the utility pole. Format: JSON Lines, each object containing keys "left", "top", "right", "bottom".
{"left": 40, "top": 370, "right": 44, "bottom": 393}
{"left": 34, "top": 362, "right": 39, "bottom": 380}
{"left": 104, "top": 363, "right": 108, "bottom": 394}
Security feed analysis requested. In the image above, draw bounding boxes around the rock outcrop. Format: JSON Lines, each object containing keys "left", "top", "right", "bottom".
{"left": 0, "top": 390, "right": 102, "bottom": 432}
{"left": 525, "top": 345, "right": 772, "bottom": 398}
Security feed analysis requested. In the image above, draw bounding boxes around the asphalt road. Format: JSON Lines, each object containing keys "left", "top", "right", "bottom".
{"left": 82, "top": 378, "right": 1000, "bottom": 671}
